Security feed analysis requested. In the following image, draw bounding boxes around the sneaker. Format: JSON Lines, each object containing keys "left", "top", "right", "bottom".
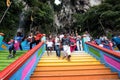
{"left": 62, "top": 56, "right": 66, "bottom": 59}
{"left": 68, "top": 55, "right": 71, "bottom": 62}
{"left": 7, "top": 54, "right": 13, "bottom": 59}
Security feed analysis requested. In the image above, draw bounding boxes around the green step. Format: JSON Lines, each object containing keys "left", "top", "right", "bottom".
{"left": 0, "top": 63, "right": 11, "bottom": 66}
{"left": 0, "top": 50, "right": 27, "bottom": 71}
{"left": 0, "top": 67, "right": 6, "bottom": 70}
{"left": 0, "top": 60, "right": 14, "bottom": 62}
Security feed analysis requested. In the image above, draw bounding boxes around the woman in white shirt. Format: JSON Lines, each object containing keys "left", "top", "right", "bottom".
{"left": 46, "top": 38, "right": 53, "bottom": 56}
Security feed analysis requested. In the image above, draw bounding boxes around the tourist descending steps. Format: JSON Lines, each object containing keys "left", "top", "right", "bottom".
{"left": 54, "top": 34, "right": 61, "bottom": 59}
{"left": 46, "top": 37, "right": 53, "bottom": 56}
{"left": 61, "top": 34, "right": 71, "bottom": 61}
{"left": 70, "top": 33, "right": 77, "bottom": 52}
{"left": 76, "top": 33, "right": 83, "bottom": 51}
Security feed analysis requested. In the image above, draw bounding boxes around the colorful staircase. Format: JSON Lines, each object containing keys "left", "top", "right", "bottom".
{"left": 30, "top": 51, "right": 119, "bottom": 80}
{"left": 0, "top": 50, "right": 27, "bottom": 71}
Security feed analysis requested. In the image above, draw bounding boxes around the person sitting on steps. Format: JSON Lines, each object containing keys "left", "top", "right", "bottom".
{"left": 8, "top": 39, "right": 19, "bottom": 58}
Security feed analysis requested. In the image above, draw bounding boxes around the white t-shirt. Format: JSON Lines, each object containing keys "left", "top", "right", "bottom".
{"left": 55, "top": 37, "right": 60, "bottom": 45}
{"left": 59, "top": 34, "right": 64, "bottom": 41}
{"left": 47, "top": 41, "right": 53, "bottom": 47}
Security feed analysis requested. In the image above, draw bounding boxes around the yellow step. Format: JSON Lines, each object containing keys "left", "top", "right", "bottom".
{"left": 40, "top": 57, "right": 95, "bottom": 60}
{"left": 43, "top": 52, "right": 91, "bottom": 56}
{"left": 39, "top": 59, "right": 98, "bottom": 63}
{"left": 37, "top": 61, "right": 101, "bottom": 66}
{"left": 42, "top": 55, "right": 92, "bottom": 57}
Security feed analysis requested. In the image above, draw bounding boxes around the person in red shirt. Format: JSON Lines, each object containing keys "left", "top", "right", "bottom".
{"left": 34, "top": 31, "right": 43, "bottom": 44}
{"left": 30, "top": 31, "right": 43, "bottom": 49}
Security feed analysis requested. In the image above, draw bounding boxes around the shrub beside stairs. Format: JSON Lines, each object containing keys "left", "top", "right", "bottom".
{"left": 30, "top": 51, "right": 119, "bottom": 80}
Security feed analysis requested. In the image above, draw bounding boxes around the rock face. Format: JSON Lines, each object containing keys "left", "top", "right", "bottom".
{"left": 54, "top": 0, "right": 101, "bottom": 32}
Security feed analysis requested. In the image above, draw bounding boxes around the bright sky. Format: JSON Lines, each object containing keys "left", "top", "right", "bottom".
{"left": 89, "top": 0, "right": 101, "bottom": 6}
{"left": 54, "top": 0, "right": 61, "bottom": 5}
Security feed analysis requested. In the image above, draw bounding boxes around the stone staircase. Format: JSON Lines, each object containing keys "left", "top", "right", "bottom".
{"left": 30, "top": 51, "right": 119, "bottom": 80}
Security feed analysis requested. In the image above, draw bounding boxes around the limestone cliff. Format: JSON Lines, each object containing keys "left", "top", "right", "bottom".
{"left": 53, "top": 0, "right": 101, "bottom": 32}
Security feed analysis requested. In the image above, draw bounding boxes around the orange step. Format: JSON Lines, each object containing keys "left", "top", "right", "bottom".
{"left": 32, "top": 69, "right": 112, "bottom": 75}
{"left": 30, "top": 73, "right": 119, "bottom": 80}
{"left": 35, "top": 65, "right": 108, "bottom": 71}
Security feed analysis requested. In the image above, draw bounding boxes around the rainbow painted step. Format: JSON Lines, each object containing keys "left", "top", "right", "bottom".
{"left": 30, "top": 52, "right": 119, "bottom": 80}
{"left": 0, "top": 50, "right": 27, "bottom": 71}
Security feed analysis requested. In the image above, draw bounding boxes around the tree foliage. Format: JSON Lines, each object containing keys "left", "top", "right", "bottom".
{"left": 1, "top": 0, "right": 120, "bottom": 41}
{"left": 0, "top": 0, "right": 54, "bottom": 41}
{"left": 0, "top": 0, "right": 24, "bottom": 41}
{"left": 73, "top": 0, "right": 120, "bottom": 38}
{"left": 23, "top": 0, "right": 54, "bottom": 34}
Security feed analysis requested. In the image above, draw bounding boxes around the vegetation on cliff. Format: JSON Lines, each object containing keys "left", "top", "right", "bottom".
{"left": 0, "top": 0, "right": 120, "bottom": 41}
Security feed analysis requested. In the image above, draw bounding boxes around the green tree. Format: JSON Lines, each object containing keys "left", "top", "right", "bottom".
{"left": 73, "top": 0, "right": 120, "bottom": 38}
{"left": 0, "top": 0, "right": 24, "bottom": 41}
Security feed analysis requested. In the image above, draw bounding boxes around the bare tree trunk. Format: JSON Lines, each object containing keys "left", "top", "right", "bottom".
{"left": 99, "top": 19, "right": 106, "bottom": 36}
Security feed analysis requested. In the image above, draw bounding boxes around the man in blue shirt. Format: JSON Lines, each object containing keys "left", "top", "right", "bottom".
{"left": 112, "top": 35, "right": 120, "bottom": 50}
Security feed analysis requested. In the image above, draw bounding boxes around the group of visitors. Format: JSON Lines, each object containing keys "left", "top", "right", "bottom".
{"left": 27, "top": 31, "right": 43, "bottom": 49}
{"left": 45, "top": 31, "right": 120, "bottom": 61}
{"left": 46, "top": 32, "right": 86, "bottom": 61}
{"left": 1, "top": 30, "right": 120, "bottom": 59}
{"left": 7, "top": 30, "right": 43, "bottom": 58}
{"left": 94, "top": 35, "right": 110, "bottom": 48}
{"left": 93, "top": 34, "right": 120, "bottom": 51}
